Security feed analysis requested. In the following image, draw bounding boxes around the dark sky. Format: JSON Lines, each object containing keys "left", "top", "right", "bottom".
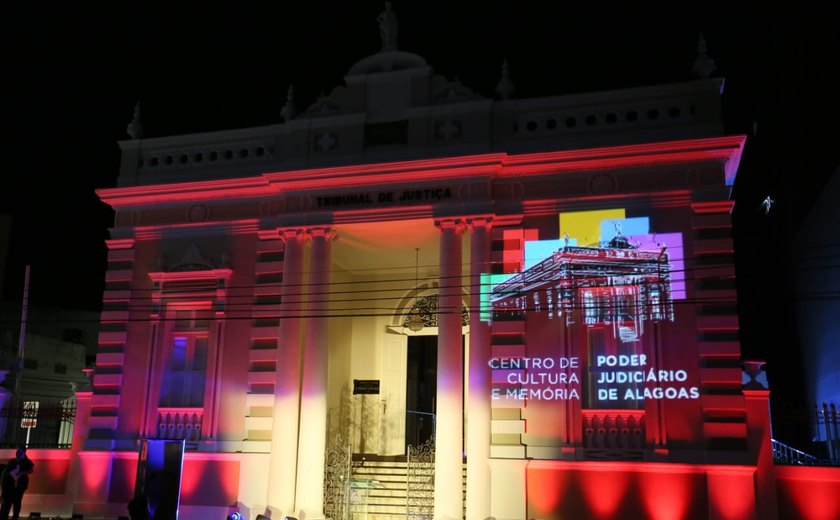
{"left": 3, "top": 3, "right": 838, "bottom": 401}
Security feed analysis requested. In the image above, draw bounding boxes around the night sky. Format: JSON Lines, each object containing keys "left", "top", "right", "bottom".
{"left": 3, "top": 3, "right": 838, "bottom": 405}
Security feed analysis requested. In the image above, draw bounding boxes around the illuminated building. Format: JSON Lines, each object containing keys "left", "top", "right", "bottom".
{"left": 22, "top": 8, "right": 836, "bottom": 520}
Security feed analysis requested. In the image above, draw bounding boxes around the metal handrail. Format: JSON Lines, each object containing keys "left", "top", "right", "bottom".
{"left": 772, "top": 438, "right": 819, "bottom": 465}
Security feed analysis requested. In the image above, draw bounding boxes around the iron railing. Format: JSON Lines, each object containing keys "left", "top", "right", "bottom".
{"left": 772, "top": 438, "right": 819, "bottom": 465}
{"left": 0, "top": 397, "right": 75, "bottom": 449}
{"left": 771, "top": 402, "right": 840, "bottom": 466}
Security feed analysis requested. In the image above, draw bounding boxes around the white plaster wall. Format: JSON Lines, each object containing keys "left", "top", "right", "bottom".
{"left": 489, "top": 459, "right": 528, "bottom": 520}
{"left": 379, "top": 331, "right": 408, "bottom": 455}
{"left": 327, "top": 314, "right": 354, "bottom": 434}
{"left": 236, "top": 452, "right": 272, "bottom": 517}
{"left": 349, "top": 315, "right": 388, "bottom": 453}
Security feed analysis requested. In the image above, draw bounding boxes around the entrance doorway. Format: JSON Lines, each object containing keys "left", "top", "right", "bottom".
{"left": 405, "top": 335, "right": 437, "bottom": 448}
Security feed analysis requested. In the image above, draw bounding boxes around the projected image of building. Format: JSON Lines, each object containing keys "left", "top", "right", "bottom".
{"left": 490, "top": 241, "right": 674, "bottom": 330}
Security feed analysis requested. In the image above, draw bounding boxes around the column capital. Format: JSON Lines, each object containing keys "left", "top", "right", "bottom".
{"left": 307, "top": 226, "right": 339, "bottom": 242}
{"left": 434, "top": 218, "right": 467, "bottom": 234}
{"left": 278, "top": 227, "right": 309, "bottom": 244}
{"left": 465, "top": 215, "right": 494, "bottom": 232}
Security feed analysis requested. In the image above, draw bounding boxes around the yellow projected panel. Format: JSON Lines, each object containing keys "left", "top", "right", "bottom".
{"left": 558, "top": 208, "right": 626, "bottom": 246}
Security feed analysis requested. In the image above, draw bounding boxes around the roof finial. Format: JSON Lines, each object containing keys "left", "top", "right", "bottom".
{"left": 126, "top": 101, "right": 145, "bottom": 139}
{"left": 378, "top": 2, "right": 398, "bottom": 51}
{"left": 280, "top": 85, "right": 297, "bottom": 122}
{"left": 691, "top": 33, "right": 716, "bottom": 79}
{"left": 495, "top": 58, "right": 515, "bottom": 100}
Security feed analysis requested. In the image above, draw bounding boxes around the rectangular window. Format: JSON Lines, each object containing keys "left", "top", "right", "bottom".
{"left": 159, "top": 336, "right": 208, "bottom": 407}
{"left": 173, "top": 309, "right": 212, "bottom": 331}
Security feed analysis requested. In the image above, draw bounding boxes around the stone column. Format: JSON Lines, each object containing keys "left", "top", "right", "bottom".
{"left": 434, "top": 218, "right": 466, "bottom": 520}
{"left": 295, "top": 226, "right": 336, "bottom": 520}
{"left": 466, "top": 216, "right": 492, "bottom": 520}
{"left": 267, "top": 228, "right": 308, "bottom": 517}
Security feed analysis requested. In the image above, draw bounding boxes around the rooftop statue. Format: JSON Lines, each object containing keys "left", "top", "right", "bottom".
{"left": 378, "top": 2, "right": 398, "bottom": 51}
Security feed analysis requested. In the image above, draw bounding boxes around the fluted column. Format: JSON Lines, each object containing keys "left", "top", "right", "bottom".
{"left": 466, "top": 216, "right": 492, "bottom": 520}
{"left": 295, "top": 226, "right": 337, "bottom": 520}
{"left": 267, "top": 228, "right": 308, "bottom": 517}
{"left": 434, "top": 218, "right": 466, "bottom": 520}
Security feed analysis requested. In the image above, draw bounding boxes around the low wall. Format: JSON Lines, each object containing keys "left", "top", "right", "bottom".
{"left": 775, "top": 465, "right": 840, "bottom": 520}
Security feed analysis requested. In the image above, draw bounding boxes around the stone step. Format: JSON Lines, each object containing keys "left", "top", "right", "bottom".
{"left": 353, "top": 465, "right": 411, "bottom": 471}
{"left": 353, "top": 467, "right": 416, "bottom": 476}
{"left": 341, "top": 460, "right": 466, "bottom": 519}
{"left": 352, "top": 502, "right": 410, "bottom": 512}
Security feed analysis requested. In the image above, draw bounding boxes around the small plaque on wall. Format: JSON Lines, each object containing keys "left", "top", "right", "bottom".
{"left": 353, "top": 379, "right": 380, "bottom": 395}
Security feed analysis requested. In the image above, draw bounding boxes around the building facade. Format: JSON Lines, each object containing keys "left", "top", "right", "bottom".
{"left": 26, "top": 12, "right": 835, "bottom": 520}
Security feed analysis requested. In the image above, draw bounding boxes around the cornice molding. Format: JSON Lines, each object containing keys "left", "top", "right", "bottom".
{"left": 99, "top": 137, "right": 745, "bottom": 214}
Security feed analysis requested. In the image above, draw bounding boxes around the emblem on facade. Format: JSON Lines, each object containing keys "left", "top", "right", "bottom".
{"left": 435, "top": 120, "right": 462, "bottom": 141}
{"left": 315, "top": 132, "right": 338, "bottom": 151}
{"left": 589, "top": 173, "right": 617, "bottom": 195}
{"left": 187, "top": 204, "right": 209, "bottom": 223}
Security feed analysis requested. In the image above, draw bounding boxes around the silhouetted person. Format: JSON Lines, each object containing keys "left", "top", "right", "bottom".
{"left": 0, "top": 447, "right": 34, "bottom": 520}
{"left": 128, "top": 494, "right": 152, "bottom": 520}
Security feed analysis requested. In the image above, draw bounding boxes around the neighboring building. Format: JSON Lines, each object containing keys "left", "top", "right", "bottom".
{"left": 0, "top": 302, "right": 101, "bottom": 364}
{"left": 12, "top": 333, "right": 87, "bottom": 400}
{"left": 793, "top": 166, "right": 840, "bottom": 407}
{"left": 0, "top": 303, "right": 96, "bottom": 450}
{"left": 24, "top": 9, "right": 837, "bottom": 520}
{"left": 0, "top": 302, "right": 98, "bottom": 399}
{"left": 0, "top": 333, "right": 85, "bottom": 449}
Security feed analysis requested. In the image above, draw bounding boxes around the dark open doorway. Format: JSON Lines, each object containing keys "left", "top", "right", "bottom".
{"left": 406, "top": 335, "right": 437, "bottom": 448}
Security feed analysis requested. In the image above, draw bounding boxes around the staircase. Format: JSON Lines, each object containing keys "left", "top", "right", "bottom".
{"left": 343, "top": 458, "right": 466, "bottom": 520}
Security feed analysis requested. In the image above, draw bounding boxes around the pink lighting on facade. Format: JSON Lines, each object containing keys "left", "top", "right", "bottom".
{"left": 17, "top": 451, "right": 70, "bottom": 495}
{"left": 639, "top": 469, "right": 696, "bottom": 520}
{"left": 180, "top": 458, "right": 206, "bottom": 496}
{"left": 526, "top": 466, "right": 568, "bottom": 513}
{"left": 527, "top": 464, "right": 713, "bottom": 520}
{"left": 177, "top": 458, "right": 240, "bottom": 506}
{"left": 78, "top": 453, "right": 113, "bottom": 501}
{"left": 707, "top": 469, "right": 756, "bottom": 520}
{"left": 580, "top": 469, "right": 630, "bottom": 518}
{"left": 777, "top": 466, "right": 840, "bottom": 520}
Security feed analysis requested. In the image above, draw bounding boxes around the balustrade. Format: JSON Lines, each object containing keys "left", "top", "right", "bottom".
{"left": 582, "top": 409, "right": 645, "bottom": 450}
{"left": 157, "top": 407, "right": 203, "bottom": 441}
